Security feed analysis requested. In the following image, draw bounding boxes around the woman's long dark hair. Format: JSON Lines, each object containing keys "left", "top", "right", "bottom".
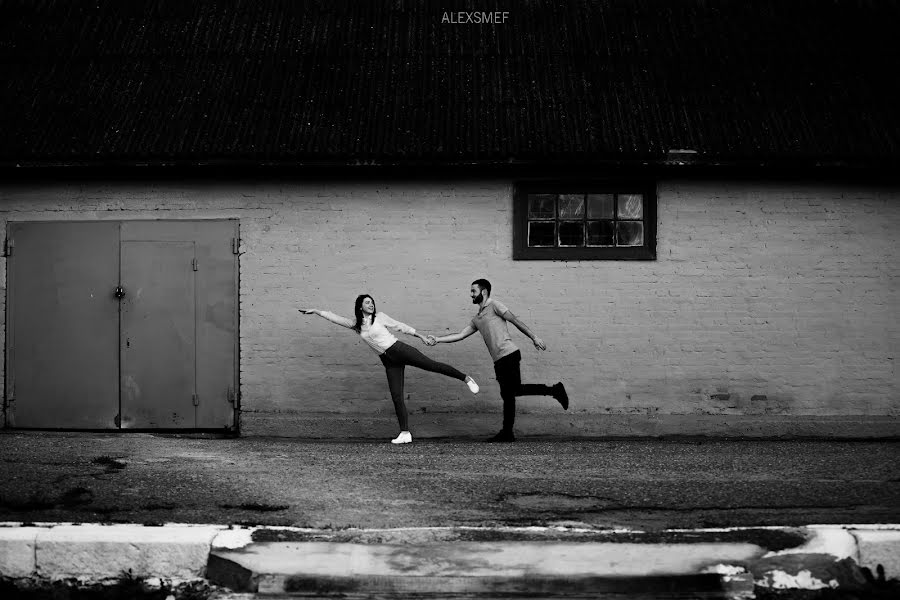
{"left": 353, "top": 294, "right": 376, "bottom": 332}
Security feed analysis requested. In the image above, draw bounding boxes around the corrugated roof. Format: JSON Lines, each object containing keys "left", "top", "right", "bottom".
{"left": 1, "top": 0, "right": 898, "bottom": 166}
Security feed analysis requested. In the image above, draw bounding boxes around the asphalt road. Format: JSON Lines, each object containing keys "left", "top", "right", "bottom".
{"left": 0, "top": 432, "right": 898, "bottom": 530}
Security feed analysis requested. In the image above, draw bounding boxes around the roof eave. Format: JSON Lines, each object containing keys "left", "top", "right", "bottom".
{"left": 1, "top": 156, "right": 899, "bottom": 183}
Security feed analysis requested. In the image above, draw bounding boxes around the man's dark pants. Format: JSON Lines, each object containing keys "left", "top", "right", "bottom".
{"left": 493, "top": 350, "right": 555, "bottom": 433}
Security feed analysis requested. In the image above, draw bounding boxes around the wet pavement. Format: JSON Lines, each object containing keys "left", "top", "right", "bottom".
{"left": 1, "top": 432, "right": 898, "bottom": 530}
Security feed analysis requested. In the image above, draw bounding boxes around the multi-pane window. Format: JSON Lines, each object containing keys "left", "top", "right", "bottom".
{"left": 526, "top": 193, "right": 645, "bottom": 247}
{"left": 513, "top": 184, "right": 656, "bottom": 260}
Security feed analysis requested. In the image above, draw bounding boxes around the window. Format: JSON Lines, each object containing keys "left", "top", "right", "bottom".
{"left": 513, "top": 182, "right": 656, "bottom": 260}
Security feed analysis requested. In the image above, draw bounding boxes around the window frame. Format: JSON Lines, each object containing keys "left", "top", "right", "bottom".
{"left": 513, "top": 181, "right": 657, "bottom": 260}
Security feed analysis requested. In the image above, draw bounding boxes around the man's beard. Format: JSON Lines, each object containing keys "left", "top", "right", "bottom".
{"left": 472, "top": 293, "right": 483, "bottom": 304}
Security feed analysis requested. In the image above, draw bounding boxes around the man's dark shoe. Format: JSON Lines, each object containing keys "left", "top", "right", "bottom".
{"left": 553, "top": 382, "right": 569, "bottom": 410}
{"left": 486, "top": 430, "right": 515, "bottom": 443}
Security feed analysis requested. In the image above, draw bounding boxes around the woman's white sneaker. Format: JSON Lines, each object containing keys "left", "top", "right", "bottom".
{"left": 391, "top": 431, "right": 412, "bottom": 444}
{"left": 465, "top": 376, "right": 479, "bottom": 394}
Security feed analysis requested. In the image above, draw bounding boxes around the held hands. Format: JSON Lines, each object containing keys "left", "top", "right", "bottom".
{"left": 419, "top": 334, "right": 437, "bottom": 346}
{"left": 298, "top": 309, "right": 319, "bottom": 315}
{"left": 532, "top": 337, "right": 547, "bottom": 351}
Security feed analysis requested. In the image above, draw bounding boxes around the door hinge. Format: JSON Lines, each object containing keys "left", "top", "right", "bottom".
{"left": 192, "top": 394, "right": 199, "bottom": 406}
{"left": 231, "top": 237, "right": 240, "bottom": 255}
{"left": 226, "top": 387, "right": 235, "bottom": 404}
{"left": 192, "top": 258, "right": 198, "bottom": 271}
{"left": 4, "top": 238, "right": 13, "bottom": 257}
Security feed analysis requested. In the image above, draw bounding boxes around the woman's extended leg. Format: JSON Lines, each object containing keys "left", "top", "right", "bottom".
{"left": 383, "top": 341, "right": 466, "bottom": 381}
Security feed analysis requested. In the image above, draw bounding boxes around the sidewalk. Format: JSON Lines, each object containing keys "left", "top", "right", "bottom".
{"left": 1, "top": 522, "right": 899, "bottom": 598}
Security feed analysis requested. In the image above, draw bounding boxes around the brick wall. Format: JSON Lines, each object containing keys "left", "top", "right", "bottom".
{"left": 1, "top": 179, "right": 897, "bottom": 437}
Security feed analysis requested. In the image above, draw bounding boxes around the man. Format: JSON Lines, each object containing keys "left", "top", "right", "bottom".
{"left": 429, "top": 279, "right": 568, "bottom": 442}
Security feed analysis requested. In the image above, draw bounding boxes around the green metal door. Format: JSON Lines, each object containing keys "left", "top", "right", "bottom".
{"left": 120, "top": 241, "right": 197, "bottom": 428}
{"left": 6, "top": 219, "right": 238, "bottom": 431}
{"left": 6, "top": 222, "right": 120, "bottom": 428}
{"left": 121, "top": 220, "right": 238, "bottom": 429}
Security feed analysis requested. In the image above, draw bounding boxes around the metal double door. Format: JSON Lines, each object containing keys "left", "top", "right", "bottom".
{"left": 6, "top": 220, "right": 238, "bottom": 429}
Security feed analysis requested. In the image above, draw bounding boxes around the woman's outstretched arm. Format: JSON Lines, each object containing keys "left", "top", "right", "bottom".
{"left": 299, "top": 309, "right": 354, "bottom": 329}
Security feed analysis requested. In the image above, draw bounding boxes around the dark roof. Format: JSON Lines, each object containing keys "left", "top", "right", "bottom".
{"left": 1, "top": 0, "right": 899, "bottom": 168}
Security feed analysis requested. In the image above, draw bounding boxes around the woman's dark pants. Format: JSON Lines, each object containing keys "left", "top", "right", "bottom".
{"left": 379, "top": 341, "right": 466, "bottom": 430}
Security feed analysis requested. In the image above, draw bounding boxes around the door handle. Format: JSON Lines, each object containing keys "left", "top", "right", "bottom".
{"left": 114, "top": 286, "right": 126, "bottom": 299}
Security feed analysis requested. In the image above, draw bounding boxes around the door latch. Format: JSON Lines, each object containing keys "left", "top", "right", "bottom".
{"left": 114, "top": 286, "right": 126, "bottom": 299}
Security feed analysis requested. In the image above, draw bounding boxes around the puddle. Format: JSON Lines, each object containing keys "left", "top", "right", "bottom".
{"left": 91, "top": 456, "right": 127, "bottom": 470}
{"left": 505, "top": 493, "right": 613, "bottom": 511}
{"left": 220, "top": 502, "right": 289, "bottom": 512}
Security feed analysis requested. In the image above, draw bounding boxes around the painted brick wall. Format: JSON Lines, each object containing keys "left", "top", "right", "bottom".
{"left": 0, "top": 179, "right": 897, "bottom": 437}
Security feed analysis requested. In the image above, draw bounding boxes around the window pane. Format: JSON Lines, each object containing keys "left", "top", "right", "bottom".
{"left": 587, "top": 220, "right": 615, "bottom": 246}
{"left": 528, "top": 194, "right": 556, "bottom": 219}
{"left": 616, "top": 221, "right": 644, "bottom": 246}
{"left": 558, "top": 221, "right": 584, "bottom": 247}
{"left": 617, "top": 194, "right": 643, "bottom": 219}
{"left": 558, "top": 194, "right": 585, "bottom": 219}
{"left": 587, "top": 194, "right": 614, "bottom": 218}
{"left": 528, "top": 221, "right": 556, "bottom": 247}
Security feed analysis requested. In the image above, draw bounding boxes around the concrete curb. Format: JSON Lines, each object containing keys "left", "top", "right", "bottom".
{"left": 1, "top": 523, "right": 898, "bottom": 594}
{"left": 0, "top": 523, "right": 228, "bottom": 581}
{"left": 209, "top": 540, "right": 761, "bottom": 596}
{"left": 851, "top": 528, "right": 900, "bottom": 580}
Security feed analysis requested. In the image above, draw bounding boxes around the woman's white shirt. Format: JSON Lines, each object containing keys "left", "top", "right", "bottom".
{"left": 319, "top": 311, "right": 415, "bottom": 354}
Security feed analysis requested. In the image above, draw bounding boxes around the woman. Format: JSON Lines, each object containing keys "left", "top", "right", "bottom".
{"left": 300, "top": 294, "right": 479, "bottom": 444}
